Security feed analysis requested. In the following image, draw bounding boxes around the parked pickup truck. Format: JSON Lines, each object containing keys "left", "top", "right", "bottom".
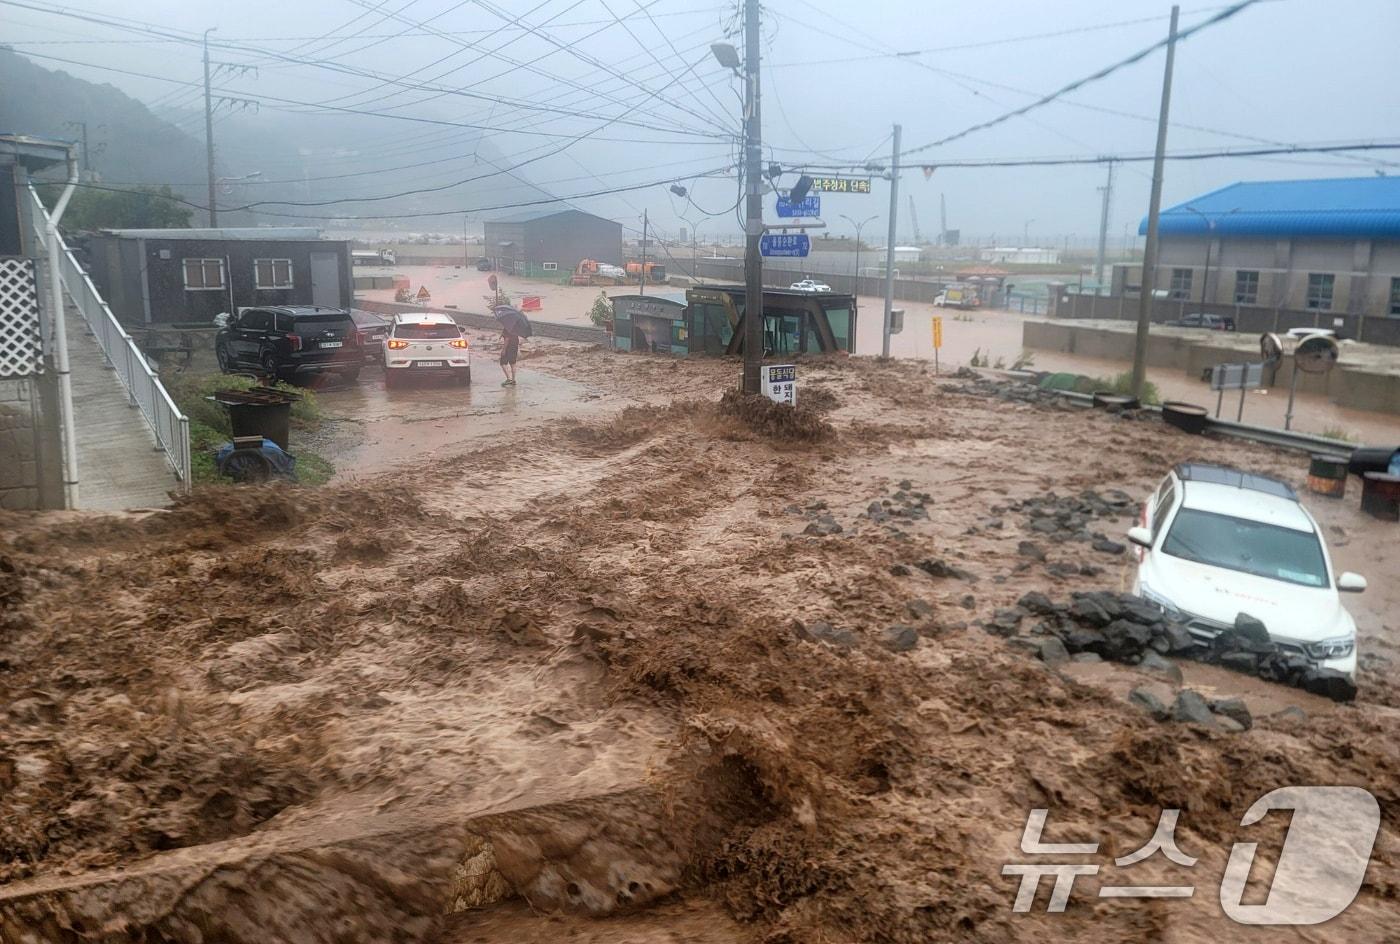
{"left": 1164, "top": 312, "right": 1237, "bottom": 331}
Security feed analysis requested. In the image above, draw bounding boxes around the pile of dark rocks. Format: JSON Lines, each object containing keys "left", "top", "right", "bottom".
{"left": 784, "top": 500, "right": 845, "bottom": 536}
{"left": 997, "top": 589, "right": 1357, "bottom": 703}
{"left": 861, "top": 479, "right": 932, "bottom": 527}
{"left": 998, "top": 489, "right": 1137, "bottom": 555}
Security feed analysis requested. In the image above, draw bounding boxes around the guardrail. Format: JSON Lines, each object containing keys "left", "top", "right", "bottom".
{"left": 28, "top": 187, "right": 191, "bottom": 491}
{"left": 1023, "top": 379, "right": 1357, "bottom": 456}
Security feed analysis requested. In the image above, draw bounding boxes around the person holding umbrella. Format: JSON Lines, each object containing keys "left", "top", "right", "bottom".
{"left": 492, "top": 304, "right": 532, "bottom": 386}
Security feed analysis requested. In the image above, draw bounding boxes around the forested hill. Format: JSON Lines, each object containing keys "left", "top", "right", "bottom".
{"left": 0, "top": 47, "right": 205, "bottom": 190}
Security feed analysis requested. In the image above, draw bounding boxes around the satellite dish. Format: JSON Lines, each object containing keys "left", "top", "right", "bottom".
{"left": 1260, "top": 332, "right": 1283, "bottom": 367}
{"left": 1294, "top": 334, "right": 1339, "bottom": 374}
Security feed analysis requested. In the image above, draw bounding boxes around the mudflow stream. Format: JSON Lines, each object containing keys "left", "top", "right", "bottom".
{"left": 1, "top": 345, "right": 1397, "bottom": 943}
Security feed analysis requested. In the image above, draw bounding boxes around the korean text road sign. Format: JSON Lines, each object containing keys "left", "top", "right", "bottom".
{"left": 776, "top": 194, "right": 821, "bottom": 217}
{"left": 760, "top": 233, "right": 811, "bottom": 257}
{"left": 761, "top": 364, "right": 797, "bottom": 406}
{"left": 931, "top": 315, "right": 943, "bottom": 349}
{"left": 808, "top": 176, "right": 873, "bottom": 194}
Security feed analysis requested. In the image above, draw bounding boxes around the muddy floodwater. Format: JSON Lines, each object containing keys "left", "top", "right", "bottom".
{"left": 311, "top": 364, "right": 610, "bottom": 479}
{"left": 364, "top": 265, "right": 1399, "bottom": 444}
{"left": 2, "top": 342, "right": 1398, "bottom": 943}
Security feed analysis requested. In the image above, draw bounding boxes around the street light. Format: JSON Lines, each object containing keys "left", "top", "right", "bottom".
{"left": 1023, "top": 219, "right": 1035, "bottom": 246}
{"left": 1181, "top": 205, "right": 1240, "bottom": 305}
{"left": 217, "top": 171, "right": 262, "bottom": 195}
{"left": 710, "top": 42, "right": 740, "bottom": 71}
{"left": 841, "top": 213, "right": 879, "bottom": 316}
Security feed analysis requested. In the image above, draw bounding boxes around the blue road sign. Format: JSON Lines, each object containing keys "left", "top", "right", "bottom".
{"left": 760, "top": 233, "right": 811, "bottom": 257}
{"left": 776, "top": 194, "right": 821, "bottom": 217}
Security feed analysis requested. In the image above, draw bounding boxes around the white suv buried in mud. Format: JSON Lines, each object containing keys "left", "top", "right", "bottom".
{"left": 1128, "top": 463, "right": 1365, "bottom": 679}
{"left": 383, "top": 312, "right": 471, "bottom": 387}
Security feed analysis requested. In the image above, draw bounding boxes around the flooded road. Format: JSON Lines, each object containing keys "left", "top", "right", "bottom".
{"left": 309, "top": 360, "right": 611, "bottom": 480}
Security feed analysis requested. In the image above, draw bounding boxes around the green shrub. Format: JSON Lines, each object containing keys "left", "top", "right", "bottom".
{"left": 587, "top": 291, "right": 613, "bottom": 328}
{"left": 1078, "top": 371, "right": 1161, "bottom": 405}
{"left": 166, "top": 372, "right": 333, "bottom": 486}
{"left": 164, "top": 372, "right": 322, "bottom": 437}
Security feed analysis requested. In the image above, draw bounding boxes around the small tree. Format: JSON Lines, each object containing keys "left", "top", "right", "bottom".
{"left": 587, "top": 291, "right": 613, "bottom": 329}
{"left": 41, "top": 183, "right": 193, "bottom": 232}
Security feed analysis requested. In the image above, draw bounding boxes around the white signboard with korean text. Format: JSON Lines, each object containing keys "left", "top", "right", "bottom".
{"left": 761, "top": 364, "right": 797, "bottom": 406}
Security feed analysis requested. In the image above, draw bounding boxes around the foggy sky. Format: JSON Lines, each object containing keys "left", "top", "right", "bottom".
{"left": 6, "top": 0, "right": 1399, "bottom": 244}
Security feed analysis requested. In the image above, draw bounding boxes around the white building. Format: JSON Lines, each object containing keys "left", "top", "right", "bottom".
{"left": 980, "top": 247, "right": 1060, "bottom": 265}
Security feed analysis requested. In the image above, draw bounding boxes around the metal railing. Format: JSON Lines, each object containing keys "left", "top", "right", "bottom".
{"left": 28, "top": 186, "right": 191, "bottom": 491}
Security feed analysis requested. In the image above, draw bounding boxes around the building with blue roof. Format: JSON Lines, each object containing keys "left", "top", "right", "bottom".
{"left": 1111, "top": 176, "right": 1400, "bottom": 323}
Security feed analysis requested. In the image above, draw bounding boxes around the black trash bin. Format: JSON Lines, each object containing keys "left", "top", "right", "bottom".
{"left": 209, "top": 388, "right": 301, "bottom": 451}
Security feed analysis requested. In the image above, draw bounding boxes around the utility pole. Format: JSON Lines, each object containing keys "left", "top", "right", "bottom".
{"left": 640, "top": 208, "right": 648, "bottom": 296}
{"left": 1094, "top": 159, "right": 1114, "bottom": 288}
{"left": 1130, "top": 5, "right": 1179, "bottom": 399}
{"left": 741, "top": 0, "right": 764, "bottom": 393}
{"left": 881, "top": 123, "right": 901, "bottom": 359}
{"left": 203, "top": 27, "right": 218, "bottom": 227}
{"left": 64, "top": 122, "right": 90, "bottom": 179}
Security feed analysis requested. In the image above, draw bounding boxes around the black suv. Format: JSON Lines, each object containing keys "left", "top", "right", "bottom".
{"left": 216, "top": 306, "right": 364, "bottom": 382}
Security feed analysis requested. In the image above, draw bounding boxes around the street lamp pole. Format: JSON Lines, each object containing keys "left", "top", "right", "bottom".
{"left": 841, "top": 213, "right": 878, "bottom": 326}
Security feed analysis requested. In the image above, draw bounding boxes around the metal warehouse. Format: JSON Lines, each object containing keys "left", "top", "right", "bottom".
{"left": 83, "top": 228, "right": 353, "bottom": 326}
{"left": 482, "top": 208, "right": 622, "bottom": 277}
{"left": 1113, "top": 177, "right": 1400, "bottom": 322}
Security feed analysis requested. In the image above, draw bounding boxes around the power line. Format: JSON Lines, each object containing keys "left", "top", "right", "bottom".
{"left": 0, "top": 0, "right": 728, "bottom": 139}
{"left": 11, "top": 48, "right": 726, "bottom": 143}
{"left": 0, "top": 6, "right": 730, "bottom": 44}
{"left": 899, "top": 1, "right": 1264, "bottom": 158}
{"left": 766, "top": 3, "right": 1267, "bottom": 68}
{"left": 791, "top": 141, "right": 1400, "bottom": 172}
{"left": 56, "top": 164, "right": 735, "bottom": 221}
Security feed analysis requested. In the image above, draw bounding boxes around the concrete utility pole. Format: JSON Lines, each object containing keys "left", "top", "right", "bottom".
{"left": 881, "top": 123, "right": 900, "bottom": 359}
{"left": 203, "top": 28, "right": 218, "bottom": 227}
{"left": 1130, "top": 5, "right": 1179, "bottom": 399}
{"left": 1094, "top": 160, "right": 1114, "bottom": 288}
{"left": 640, "top": 208, "right": 648, "bottom": 296}
{"left": 741, "top": 0, "right": 764, "bottom": 393}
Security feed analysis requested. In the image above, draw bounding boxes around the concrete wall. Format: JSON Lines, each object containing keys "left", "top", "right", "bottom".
{"left": 353, "top": 299, "right": 608, "bottom": 344}
{"left": 0, "top": 377, "right": 39, "bottom": 509}
{"left": 1022, "top": 319, "right": 1400, "bottom": 416}
{"left": 691, "top": 259, "right": 961, "bottom": 304}
{"left": 1054, "top": 286, "right": 1400, "bottom": 347}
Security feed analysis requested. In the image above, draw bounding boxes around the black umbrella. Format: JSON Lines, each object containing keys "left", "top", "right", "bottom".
{"left": 492, "top": 305, "right": 533, "bottom": 338}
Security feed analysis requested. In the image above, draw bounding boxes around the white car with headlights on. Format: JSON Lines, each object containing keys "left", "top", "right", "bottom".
{"left": 1127, "top": 463, "right": 1364, "bottom": 679}
{"left": 383, "top": 312, "right": 471, "bottom": 387}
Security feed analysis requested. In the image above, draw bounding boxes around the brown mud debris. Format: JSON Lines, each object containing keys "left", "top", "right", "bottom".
{"left": 717, "top": 390, "right": 833, "bottom": 442}
{"left": 0, "top": 353, "right": 1396, "bottom": 943}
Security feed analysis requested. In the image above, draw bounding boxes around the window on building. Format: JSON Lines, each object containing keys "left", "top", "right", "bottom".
{"left": 1390, "top": 277, "right": 1400, "bottom": 317}
{"left": 254, "top": 258, "right": 293, "bottom": 289}
{"left": 1169, "top": 268, "right": 1193, "bottom": 300}
{"left": 541, "top": 262, "right": 558, "bottom": 271}
{"left": 1305, "top": 273, "right": 1335, "bottom": 310}
{"left": 1234, "top": 270, "right": 1259, "bottom": 305}
{"left": 182, "top": 258, "right": 225, "bottom": 290}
